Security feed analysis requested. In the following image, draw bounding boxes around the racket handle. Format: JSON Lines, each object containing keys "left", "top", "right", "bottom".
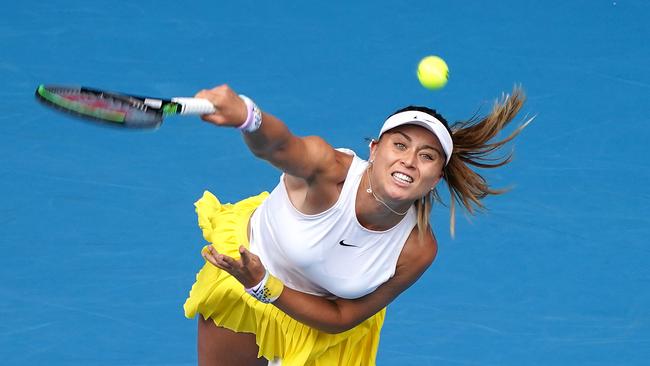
{"left": 172, "top": 98, "right": 217, "bottom": 115}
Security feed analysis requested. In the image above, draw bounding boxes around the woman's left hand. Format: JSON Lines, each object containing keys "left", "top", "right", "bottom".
{"left": 203, "top": 245, "right": 266, "bottom": 288}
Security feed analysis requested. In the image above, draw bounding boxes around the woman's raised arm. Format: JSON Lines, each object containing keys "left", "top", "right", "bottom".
{"left": 195, "top": 84, "right": 341, "bottom": 181}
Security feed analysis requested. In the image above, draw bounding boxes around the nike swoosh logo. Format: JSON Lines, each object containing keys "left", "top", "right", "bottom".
{"left": 339, "top": 240, "right": 359, "bottom": 247}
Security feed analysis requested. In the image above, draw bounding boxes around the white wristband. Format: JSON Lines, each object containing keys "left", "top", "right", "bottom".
{"left": 245, "top": 270, "right": 269, "bottom": 295}
{"left": 238, "top": 95, "right": 262, "bottom": 133}
{"left": 244, "top": 270, "right": 284, "bottom": 304}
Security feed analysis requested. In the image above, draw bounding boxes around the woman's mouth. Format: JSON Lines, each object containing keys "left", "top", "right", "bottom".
{"left": 391, "top": 172, "right": 414, "bottom": 185}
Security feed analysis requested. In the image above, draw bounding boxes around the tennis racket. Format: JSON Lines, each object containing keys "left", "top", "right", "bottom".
{"left": 35, "top": 84, "right": 216, "bottom": 129}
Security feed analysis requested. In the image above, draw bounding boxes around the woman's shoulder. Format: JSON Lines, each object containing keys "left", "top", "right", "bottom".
{"left": 314, "top": 147, "right": 359, "bottom": 183}
{"left": 334, "top": 148, "right": 357, "bottom": 169}
{"left": 397, "top": 228, "right": 438, "bottom": 272}
{"left": 283, "top": 146, "right": 358, "bottom": 211}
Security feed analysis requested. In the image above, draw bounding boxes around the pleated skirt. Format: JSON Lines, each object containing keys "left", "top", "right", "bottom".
{"left": 184, "top": 191, "right": 386, "bottom": 365}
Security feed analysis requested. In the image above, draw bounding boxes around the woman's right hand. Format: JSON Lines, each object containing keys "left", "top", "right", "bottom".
{"left": 202, "top": 245, "right": 266, "bottom": 289}
{"left": 194, "top": 84, "right": 248, "bottom": 128}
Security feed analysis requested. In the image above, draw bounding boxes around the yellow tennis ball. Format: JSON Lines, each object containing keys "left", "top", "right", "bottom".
{"left": 417, "top": 56, "right": 449, "bottom": 90}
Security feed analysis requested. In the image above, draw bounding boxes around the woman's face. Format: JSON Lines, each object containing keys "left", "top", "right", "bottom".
{"left": 369, "top": 124, "right": 445, "bottom": 203}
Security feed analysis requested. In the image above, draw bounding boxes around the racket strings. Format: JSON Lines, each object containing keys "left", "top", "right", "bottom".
{"left": 38, "top": 88, "right": 128, "bottom": 122}
{"left": 36, "top": 85, "right": 164, "bottom": 127}
{"left": 62, "top": 92, "right": 132, "bottom": 113}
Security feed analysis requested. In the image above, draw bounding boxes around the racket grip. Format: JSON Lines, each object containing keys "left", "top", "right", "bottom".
{"left": 172, "top": 98, "right": 217, "bottom": 115}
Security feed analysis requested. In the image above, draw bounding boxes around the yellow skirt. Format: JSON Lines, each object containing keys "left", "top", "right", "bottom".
{"left": 184, "top": 191, "right": 386, "bottom": 366}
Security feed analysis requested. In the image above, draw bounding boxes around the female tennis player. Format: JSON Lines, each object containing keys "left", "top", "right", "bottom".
{"left": 184, "top": 84, "right": 529, "bottom": 365}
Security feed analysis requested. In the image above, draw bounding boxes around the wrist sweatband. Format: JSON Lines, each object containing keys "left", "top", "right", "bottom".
{"left": 245, "top": 270, "right": 284, "bottom": 304}
{"left": 238, "top": 95, "right": 263, "bottom": 133}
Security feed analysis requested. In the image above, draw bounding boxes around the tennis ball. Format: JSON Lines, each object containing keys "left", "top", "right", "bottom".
{"left": 417, "top": 56, "right": 449, "bottom": 90}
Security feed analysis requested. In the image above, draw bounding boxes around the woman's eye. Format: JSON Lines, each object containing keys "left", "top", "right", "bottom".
{"left": 394, "top": 142, "right": 406, "bottom": 150}
{"left": 421, "top": 154, "right": 433, "bottom": 160}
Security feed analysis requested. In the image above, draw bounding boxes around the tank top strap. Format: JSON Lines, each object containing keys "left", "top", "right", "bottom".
{"left": 334, "top": 148, "right": 368, "bottom": 209}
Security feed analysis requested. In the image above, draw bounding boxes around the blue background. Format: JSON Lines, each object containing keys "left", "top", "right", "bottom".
{"left": 1, "top": 1, "right": 649, "bottom": 365}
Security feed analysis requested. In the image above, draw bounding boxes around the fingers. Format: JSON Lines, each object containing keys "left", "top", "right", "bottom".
{"left": 195, "top": 91, "right": 225, "bottom": 124}
{"left": 202, "top": 244, "right": 266, "bottom": 289}
{"left": 203, "top": 246, "right": 233, "bottom": 270}
{"left": 194, "top": 87, "right": 226, "bottom": 124}
{"left": 193, "top": 85, "right": 229, "bottom": 102}
{"left": 240, "top": 245, "right": 250, "bottom": 265}
{"left": 220, "top": 253, "right": 237, "bottom": 267}
{"left": 193, "top": 84, "right": 248, "bottom": 127}
{"left": 193, "top": 89, "right": 211, "bottom": 100}
{"left": 240, "top": 246, "right": 262, "bottom": 269}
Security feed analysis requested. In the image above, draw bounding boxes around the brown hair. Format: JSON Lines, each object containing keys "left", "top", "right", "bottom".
{"left": 399, "top": 86, "right": 531, "bottom": 238}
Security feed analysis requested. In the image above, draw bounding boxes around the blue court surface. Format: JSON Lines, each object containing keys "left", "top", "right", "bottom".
{"left": 2, "top": 1, "right": 649, "bottom": 365}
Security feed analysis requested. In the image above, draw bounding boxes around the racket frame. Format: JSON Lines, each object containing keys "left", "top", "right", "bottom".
{"left": 35, "top": 84, "right": 213, "bottom": 129}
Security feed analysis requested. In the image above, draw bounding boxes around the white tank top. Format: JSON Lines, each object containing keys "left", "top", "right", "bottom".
{"left": 249, "top": 149, "right": 417, "bottom": 299}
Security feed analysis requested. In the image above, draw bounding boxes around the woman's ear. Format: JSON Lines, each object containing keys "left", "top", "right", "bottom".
{"left": 368, "top": 138, "right": 377, "bottom": 162}
{"left": 431, "top": 174, "right": 443, "bottom": 189}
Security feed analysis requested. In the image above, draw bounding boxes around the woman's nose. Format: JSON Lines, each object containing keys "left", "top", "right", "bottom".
{"left": 400, "top": 153, "right": 417, "bottom": 167}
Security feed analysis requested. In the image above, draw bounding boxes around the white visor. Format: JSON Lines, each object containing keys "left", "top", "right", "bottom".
{"left": 379, "top": 110, "right": 453, "bottom": 165}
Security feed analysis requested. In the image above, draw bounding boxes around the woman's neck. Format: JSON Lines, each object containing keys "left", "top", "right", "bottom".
{"left": 355, "top": 169, "right": 411, "bottom": 231}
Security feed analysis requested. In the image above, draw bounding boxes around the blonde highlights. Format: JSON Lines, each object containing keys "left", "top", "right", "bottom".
{"left": 414, "top": 190, "right": 434, "bottom": 242}
{"left": 443, "top": 85, "right": 531, "bottom": 236}
{"left": 404, "top": 85, "right": 530, "bottom": 239}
